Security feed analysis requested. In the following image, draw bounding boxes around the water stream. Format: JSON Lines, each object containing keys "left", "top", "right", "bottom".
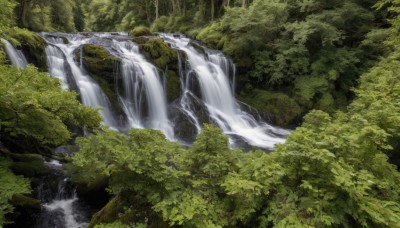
{"left": 1, "top": 38, "right": 28, "bottom": 68}
{"left": 41, "top": 33, "right": 121, "bottom": 130}
{"left": 161, "top": 34, "right": 289, "bottom": 149}
{"left": 34, "top": 159, "right": 89, "bottom": 228}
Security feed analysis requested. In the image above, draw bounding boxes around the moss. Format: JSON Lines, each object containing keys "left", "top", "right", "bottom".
{"left": 3, "top": 27, "right": 48, "bottom": 71}
{"left": 89, "top": 192, "right": 167, "bottom": 228}
{"left": 238, "top": 89, "right": 303, "bottom": 126}
{"left": 166, "top": 70, "right": 181, "bottom": 102}
{"left": 132, "top": 36, "right": 148, "bottom": 45}
{"left": 129, "top": 26, "right": 152, "bottom": 38}
{"left": 75, "top": 173, "right": 109, "bottom": 196}
{"left": 139, "top": 38, "right": 182, "bottom": 103}
{"left": 11, "top": 194, "right": 41, "bottom": 210}
{"left": 77, "top": 44, "right": 123, "bottom": 115}
{"left": 139, "top": 38, "right": 178, "bottom": 70}
{"left": 0, "top": 150, "right": 50, "bottom": 178}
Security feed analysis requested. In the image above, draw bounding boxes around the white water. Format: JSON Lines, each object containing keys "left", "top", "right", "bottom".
{"left": 45, "top": 38, "right": 70, "bottom": 90}
{"left": 1, "top": 38, "right": 28, "bottom": 68}
{"left": 111, "top": 40, "right": 175, "bottom": 140}
{"left": 161, "top": 34, "right": 289, "bottom": 149}
{"left": 41, "top": 34, "right": 120, "bottom": 130}
{"left": 43, "top": 196, "right": 85, "bottom": 228}
{"left": 39, "top": 160, "right": 88, "bottom": 228}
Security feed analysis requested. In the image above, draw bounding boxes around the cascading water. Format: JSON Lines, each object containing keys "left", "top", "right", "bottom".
{"left": 1, "top": 38, "right": 28, "bottom": 68}
{"left": 34, "top": 159, "right": 89, "bottom": 228}
{"left": 161, "top": 34, "right": 289, "bottom": 149}
{"left": 40, "top": 32, "right": 286, "bottom": 148}
{"left": 44, "top": 38, "right": 70, "bottom": 90}
{"left": 110, "top": 39, "right": 175, "bottom": 140}
{"left": 40, "top": 33, "right": 120, "bottom": 130}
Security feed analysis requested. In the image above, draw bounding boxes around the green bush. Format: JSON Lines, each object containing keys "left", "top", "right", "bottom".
{"left": 129, "top": 26, "right": 152, "bottom": 37}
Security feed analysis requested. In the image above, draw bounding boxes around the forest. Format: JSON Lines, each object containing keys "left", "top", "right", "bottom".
{"left": 1, "top": 0, "right": 400, "bottom": 227}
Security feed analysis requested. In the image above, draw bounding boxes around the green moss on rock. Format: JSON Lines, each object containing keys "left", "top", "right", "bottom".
{"left": 3, "top": 27, "right": 48, "bottom": 71}
{"left": 139, "top": 38, "right": 178, "bottom": 70}
{"left": 89, "top": 192, "right": 167, "bottom": 228}
{"left": 129, "top": 26, "right": 152, "bottom": 38}
{"left": 139, "top": 38, "right": 182, "bottom": 103}
{"left": 238, "top": 89, "right": 303, "bottom": 126}
{"left": 77, "top": 44, "right": 123, "bottom": 115}
{"left": 11, "top": 194, "right": 41, "bottom": 210}
{"left": 166, "top": 70, "right": 181, "bottom": 102}
{"left": 0, "top": 150, "right": 50, "bottom": 178}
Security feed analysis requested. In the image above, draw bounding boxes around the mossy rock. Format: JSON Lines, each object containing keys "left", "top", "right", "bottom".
{"left": 3, "top": 27, "right": 48, "bottom": 71}
{"left": 11, "top": 194, "right": 41, "bottom": 210}
{"left": 139, "top": 38, "right": 178, "bottom": 71}
{"left": 139, "top": 38, "right": 182, "bottom": 103}
{"left": 89, "top": 192, "right": 167, "bottom": 228}
{"left": 238, "top": 89, "right": 303, "bottom": 126}
{"left": 129, "top": 26, "right": 153, "bottom": 38}
{"left": 74, "top": 172, "right": 109, "bottom": 197}
{"left": 77, "top": 44, "right": 123, "bottom": 115}
{"left": 0, "top": 150, "right": 51, "bottom": 177}
{"left": 10, "top": 156, "right": 50, "bottom": 178}
{"left": 165, "top": 70, "right": 181, "bottom": 102}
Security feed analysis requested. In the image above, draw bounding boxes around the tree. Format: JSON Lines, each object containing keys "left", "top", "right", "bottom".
{"left": 0, "top": 64, "right": 101, "bottom": 146}
{"left": 0, "top": 0, "right": 16, "bottom": 27}
{"left": 0, "top": 159, "right": 30, "bottom": 226}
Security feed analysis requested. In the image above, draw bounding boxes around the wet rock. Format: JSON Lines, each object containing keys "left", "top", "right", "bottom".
{"left": 11, "top": 194, "right": 42, "bottom": 210}
{"left": 139, "top": 38, "right": 178, "bottom": 71}
{"left": 76, "top": 44, "right": 124, "bottom": 116}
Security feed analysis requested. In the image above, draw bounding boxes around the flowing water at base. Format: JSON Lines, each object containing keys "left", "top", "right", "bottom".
{"left": 33, "top": 159, "right": 90, "bottom": 228}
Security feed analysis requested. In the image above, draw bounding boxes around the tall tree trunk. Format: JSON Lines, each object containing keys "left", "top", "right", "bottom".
{"left": 171, "top": 0, "right": 176, "bottom": 15}
{"left": 211, "top": 0, "right": 215, "bottom": 21}
{"left": 145, "top": 0, "right": 151, "bottom": 23}
{"left": 242, "top": 0, "right": 247, "bottom": 8}
{"left": 20, "top": 0, "right": 32, "bottom": 28}
{"left": 154, "top": 0, "right": 159, "bottom": 19}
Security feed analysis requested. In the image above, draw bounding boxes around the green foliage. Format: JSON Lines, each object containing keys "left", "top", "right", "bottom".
{"left": 238, "top": 89, "right": 303, "bottom": 126}
{"left": 0, "top": 159, "right": 30, "bottom": 226}
{"left": 129, "top": 26, "right": 152, "bottom": 37}
{"left": 15, "top": 0, "right": 77, "bottom": 32}
{"left": 73, "top": 118, "right": 400, "bottom": 227}
{"left": 0, "top": 64, "right": 101, "bottom": 145}
{"left": 0, "top": 0, "right": 16, "bottom": 27}
{"left": 95, "top": 221, "right": 134, "bottom": 228}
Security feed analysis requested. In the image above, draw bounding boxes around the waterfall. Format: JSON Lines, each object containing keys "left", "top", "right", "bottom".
{"left": 39, "top": 32, "right": 288, "bottom": 148}
{"left": 161, "top": 34, "right": 289, "bottom": 149}
{"left": 41, "top": 33, "right": 120, "bottom": 130}
{"left": 110, "top": 40, "right": 175, "bottom": 140}
{"left": 34, "top": 159, "right": 89, "bottom": 228}
{"left": 45, "top": 39, "right": 70, "bottom": 90}
{"left": 1, "top": 38, "right": 28, "bottom": 68}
